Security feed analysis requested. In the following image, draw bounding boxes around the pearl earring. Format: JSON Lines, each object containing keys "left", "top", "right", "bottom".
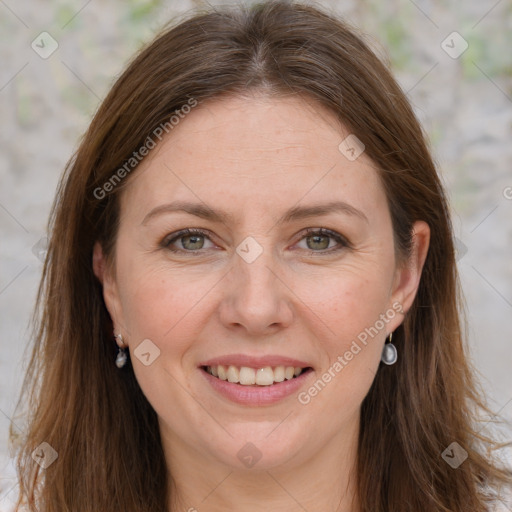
{"left": 381, "top": 332, "right": 397, "bottom": 365}
{"left": 114, "top": 332, "right": 128, "bottom": 368}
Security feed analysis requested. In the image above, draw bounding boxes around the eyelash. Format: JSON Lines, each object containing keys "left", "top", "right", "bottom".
{"left": 161, "top": 227, "right": 350, "bottom": 255}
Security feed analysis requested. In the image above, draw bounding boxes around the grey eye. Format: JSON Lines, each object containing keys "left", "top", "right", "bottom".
{"left": 305, "top": 233, "right": 331, "bottom": 250}
{"left": 180, "top": 233, "right": 206, "bottom": 250}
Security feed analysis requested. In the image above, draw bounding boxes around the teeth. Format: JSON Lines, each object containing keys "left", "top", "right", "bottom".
{"left": 226, "top": 365, "right": 239, "bottom": 383}
{"left": 239, "top": 366, "right": 255, "bottom": 385}
{"left": 217, "top": 365, "right": 227, "bottom": 380}
{"left": 255, "top": 367, "right": 274, "bottom": 386}
{"left": 205, "top": 364, "right": 307, "bottom": 386}
{"left": 273, "top": 366, "right": 285, "bottom": 382}
{"left": 285, "top": 366, "right": 294, "bottom": 380}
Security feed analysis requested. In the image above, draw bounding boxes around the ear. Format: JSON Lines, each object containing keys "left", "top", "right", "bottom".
{"left": 93, "top": 241, "right": 124, "bottom": 331}
{"left": 388, "top": 220, "right": 430, "bottom": 329}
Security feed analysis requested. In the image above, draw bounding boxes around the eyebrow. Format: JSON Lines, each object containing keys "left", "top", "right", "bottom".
{"left": 141, "top": 199, "right": 369, "bottom": 226}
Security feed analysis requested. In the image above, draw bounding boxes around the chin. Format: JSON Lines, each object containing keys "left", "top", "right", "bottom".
{"left": 201, "top": 426, "right": 308, "bottom": 471}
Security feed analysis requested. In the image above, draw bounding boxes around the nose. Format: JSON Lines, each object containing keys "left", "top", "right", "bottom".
{"left": 217, "top": 238, "right": 294, "bottom": 336}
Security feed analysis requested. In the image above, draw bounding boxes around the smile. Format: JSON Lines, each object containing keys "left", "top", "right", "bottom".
{"left": 202, "top": 364, "right": 312, "bottom": 386}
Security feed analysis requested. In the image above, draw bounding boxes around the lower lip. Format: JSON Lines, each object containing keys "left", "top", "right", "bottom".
{"left": 199, "top": 367, "right": 314, "bottom": 406}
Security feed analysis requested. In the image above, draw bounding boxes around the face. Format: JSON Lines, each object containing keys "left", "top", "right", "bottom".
{"left": 94, "top": 94, "right": 429, "bottom": 473}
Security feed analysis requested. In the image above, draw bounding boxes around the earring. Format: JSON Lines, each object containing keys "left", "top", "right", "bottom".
{"left": 114, "top": 332, "right": 128, "bottom": 368}
{"left": 381, "top": 332, "right": 397, "bottom": 365}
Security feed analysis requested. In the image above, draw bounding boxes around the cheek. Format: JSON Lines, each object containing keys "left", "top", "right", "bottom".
{"left": 114, "top": 265, "right": 210, "bottom": 412}
{"left": 296, "top": 267, "right": 393, "bottom": 408}
{"left": 299, "top": 263, "right": 393, "bottom": 341}
{"left": 115, "top": 256, "right": 221, "bottom": 355}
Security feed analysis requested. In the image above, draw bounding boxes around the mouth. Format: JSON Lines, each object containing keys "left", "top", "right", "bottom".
{"left": 201, "top": 364, "right": 314, "bottom": 386}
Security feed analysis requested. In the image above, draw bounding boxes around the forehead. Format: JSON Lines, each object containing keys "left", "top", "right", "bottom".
{"left": 119, "top": 94, "right": 385, "bottom": 223}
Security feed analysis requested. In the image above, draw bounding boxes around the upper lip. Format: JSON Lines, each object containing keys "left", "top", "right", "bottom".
{"left": 199, "top": 354, "right": 313, "bottom": 369}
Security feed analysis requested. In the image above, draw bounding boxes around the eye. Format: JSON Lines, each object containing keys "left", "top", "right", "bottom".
{"left": 162, "top": 228, "right": 216, "bottom": 253}
{"left": 161, "top": 227, "right": 350, "bottom": 255}
{"left": 295, "top": 227, "right": 349, "bottom": 254}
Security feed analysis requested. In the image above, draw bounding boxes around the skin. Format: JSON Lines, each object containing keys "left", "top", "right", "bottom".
{"left": 93, "top": 93, "right": 430, "bottom": 512}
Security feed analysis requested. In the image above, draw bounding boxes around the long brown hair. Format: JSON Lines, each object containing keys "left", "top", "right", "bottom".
{"left": 11, "top": 1, "right": 512, "bottom": 510}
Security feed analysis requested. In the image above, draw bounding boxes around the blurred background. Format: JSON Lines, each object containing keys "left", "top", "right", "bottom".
{"left": 1, "top": 0, "right": 511, "bottom": 508}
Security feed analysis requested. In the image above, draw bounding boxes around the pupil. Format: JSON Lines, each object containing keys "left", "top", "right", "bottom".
{"left": 308, "top": 235, "right": 329, "bottom": 250}
{"left": 183, "top": 234, "right": 204, "bottom": 250}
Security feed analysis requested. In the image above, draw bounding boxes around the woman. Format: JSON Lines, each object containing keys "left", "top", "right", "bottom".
{"left": 10, "top": 1, "right": 512, "bottom": 511}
